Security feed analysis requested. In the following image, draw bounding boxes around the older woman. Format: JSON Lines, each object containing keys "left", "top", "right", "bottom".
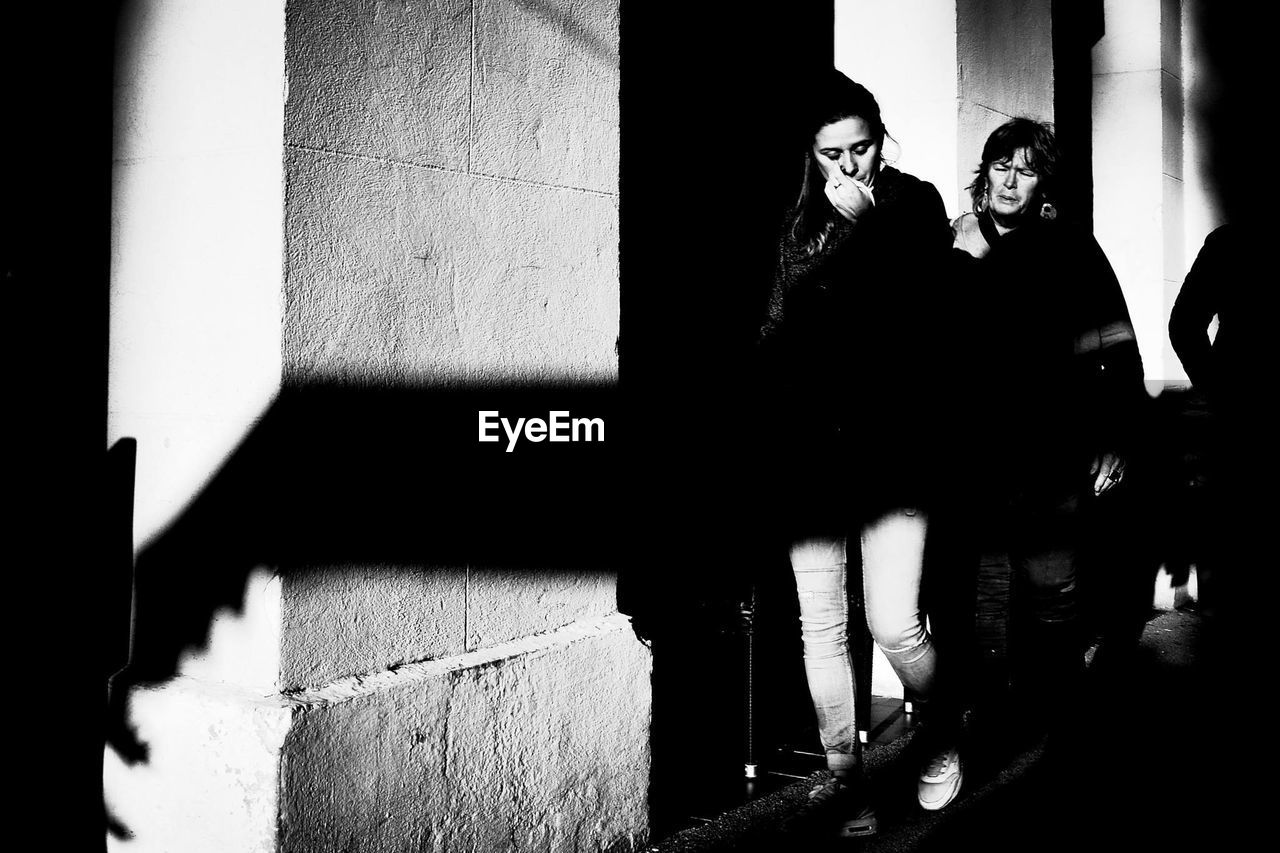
{"left": 759, "top": 70, "right": 960, "bottom": 838}
{"left": 951, "top": 118, "right": 1146, "bottom": 739}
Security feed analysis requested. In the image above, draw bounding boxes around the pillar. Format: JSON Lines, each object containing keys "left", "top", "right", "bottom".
{"left": 1092, "top": 0, "right": 1184, "bottom": 387}
{"left": 104, "top": 1, "right": 648, "bottom": 851}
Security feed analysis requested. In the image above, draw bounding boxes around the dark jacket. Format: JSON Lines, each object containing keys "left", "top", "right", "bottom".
{"left": 950, "top": 210, "right": 1147, "bottom": 505}
{"left": 1169, "top": 223, "right": 1267, "bottom": 421}
{"left": 756, "top": 165, "right": 952, "bottom": 529}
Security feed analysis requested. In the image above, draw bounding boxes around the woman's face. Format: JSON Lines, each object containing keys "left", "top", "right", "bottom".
{"left": 985, "top": 147, "right": 1042, "bottom": 223}
{"left": 812, "top": 116, "right": 882, "bottom": 185}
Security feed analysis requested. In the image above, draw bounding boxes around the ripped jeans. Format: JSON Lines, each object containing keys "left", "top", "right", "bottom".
{"left": 791, "top": 508, "right": 935, "bottom": 771}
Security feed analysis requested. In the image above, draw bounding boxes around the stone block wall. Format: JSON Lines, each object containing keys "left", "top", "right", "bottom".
{"left": 281, "top": 612, "right": 648, "bottom": 853}
{"left": 283, "top": 0, "right": 619, "bottom": 387}
{"left": 106, "top": 2, "right": 645, "bottom": 851}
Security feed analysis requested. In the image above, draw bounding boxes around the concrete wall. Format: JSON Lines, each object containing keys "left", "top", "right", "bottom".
{"left": 1159, "top": 0, "right": 1186, "bottom": 385}
{"left": 109, "top": 0, "right": 620, "bottom": 543}
{"left": 282, "top": 0, "right": 618, "bottom": 386}
{"left": 1179, "top": 0, "right": 1223, "bottom": 367}
{"left": 279, "top": 568, "right": 616, "bottom": 691}
{"left": 835, "top": 0, "right": 961, "bottom": 217}
{"left": 273, "top": 5, "right": 638, "bottom": 845}
{"left": 107, "top": 1, "right": 645, "bottom": 851}
{"left": 1093, "top": 0, "right": 1181, "bottom": 386}
{"left": 109, "top": 0, "right": 285, "bottom": 551}
{"left": 104, "top": 568, "right": 291, "bottom": 853}
{"left": 957, "top": 0, "right": 1055, "bottom": 211}
{"left": 281, "top": 614, "right": 648, "bottom": 853}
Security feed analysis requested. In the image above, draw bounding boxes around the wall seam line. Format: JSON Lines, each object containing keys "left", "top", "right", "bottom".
{"left": 468, "top": 0, "right": 475, "bottom": 174}
{"left": 284, "top": 143, "right": 616, "bottom": 198}
{"left": 968, "top": 102, "right": 1016, "bottom": 119}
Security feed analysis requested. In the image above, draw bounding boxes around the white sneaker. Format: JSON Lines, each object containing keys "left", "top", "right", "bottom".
{"left": 918, "top": 746, "right": 963, "bottom": 811}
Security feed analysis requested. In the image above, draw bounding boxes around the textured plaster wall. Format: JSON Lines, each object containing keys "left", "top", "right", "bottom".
{"left": 269, "top": 2, "right": 640, "bottom": 849}
{"left": 109, "top": 0, "right": 285, "bottom": 550}
{"left": 282, "top": 0, "right": 619, "bottom": 386}
{"left": 835, "top": 0, "right": 961, "bottom": 218}
{"left": 1178, "top": 0, "right": 1221, "bottom": 384}
{"left": 280, "top": 568, "right": 617, "bottom": 691}
{"left": 1093, "top": 0, "right": 1179, "bottom": 385}
{"left": 1181, "top": 0, "right": 1223, "bottom": 261}
{"left": 105, "top": 681, "right": 293, "bottom": 853}
{"left": 280, "top": 616, "right": 649, "bottom": 853}
{"left": 110, "top": 0, "right": 642, "bottom": 849}
{"left": 107, "top": 575, "right": 645, "bottom": 853}
{"left": 106, "top": 569, "right": 289, "bottom": 853}
{"left": 281, "top": 148, "right": 618, "bottom": 384}
{"left": 1159, "top": 0, "right": 1186, "bottom": 386}
{"left": 956, "top": 0, "right": 1055, "bottom": 211}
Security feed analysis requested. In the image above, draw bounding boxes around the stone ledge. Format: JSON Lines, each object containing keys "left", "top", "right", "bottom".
{"left": 286, "top": 612, "right": 638, "bottom": 708}
{"left": 280, "top": 568, "right": 620, "bottom": 692}
{"left": 108, "top": 613, "right": 652, "bottom": 852}
{"left": 281, "top": 612, "right": 652, "bottom": 852}
{"left": 281, "top": 566, "right": 467, "bottom": 692}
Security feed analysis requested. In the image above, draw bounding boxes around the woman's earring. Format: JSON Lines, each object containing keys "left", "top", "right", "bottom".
{"left": 1040, "top": 201, "right": 1058, "bottom": 221}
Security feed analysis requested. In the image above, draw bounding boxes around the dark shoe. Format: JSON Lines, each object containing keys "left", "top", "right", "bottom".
{"left": 781, "top": 775, "right": 878, "bottom": 839}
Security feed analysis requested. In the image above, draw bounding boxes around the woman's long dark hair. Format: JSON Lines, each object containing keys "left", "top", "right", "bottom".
{"left": 968, "top": 118, "right": 1061, "bottom": 217}
{"left": 789, "top": 70, "right": 886, "bottom": 256}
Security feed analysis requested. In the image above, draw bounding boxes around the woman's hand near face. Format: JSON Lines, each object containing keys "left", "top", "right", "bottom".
{"left": 824, "top": 175, "right": 875, "bottom": 222}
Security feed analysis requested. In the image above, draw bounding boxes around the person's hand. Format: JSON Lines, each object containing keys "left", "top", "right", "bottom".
{"left": 952, "top": 213, "right": 992, "bottom": 259}
{"left": 824, "top": 173, "right": 875, "bottom": 222}
{"left": 1090, "top": 452, "right": 1126, "bottom": 496}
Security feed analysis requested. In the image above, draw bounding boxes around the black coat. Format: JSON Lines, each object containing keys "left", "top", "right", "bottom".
{"left": 949, "top": 210, "right": 1147, "bottom": 506}
{"left": 1170, "top": 223, "right": 1268, "bottom": 421}
{"left": 756, "top": 166, "right": 953, "bottom": 532}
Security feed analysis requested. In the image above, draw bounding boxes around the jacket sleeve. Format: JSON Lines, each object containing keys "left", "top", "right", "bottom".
{"left": 1169, "top": 227, "right": 1226, "bottom": 397}
{"left": 757, "top": 219, "right": 854, "bottom": 348}
{"left": 1076, "top": 234, "right": 1148, "bottom": 458}
{"left": 758, "top": 235, "right": 792, "bottom": 346}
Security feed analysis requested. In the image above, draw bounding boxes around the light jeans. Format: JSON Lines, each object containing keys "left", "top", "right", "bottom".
{"left": 791, "top": 508, "right": 935, "bottom": 769}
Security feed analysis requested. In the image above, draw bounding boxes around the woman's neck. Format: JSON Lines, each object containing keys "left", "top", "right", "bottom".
{"left": 989, "top": 210, "right": 1019, "bottom": 236}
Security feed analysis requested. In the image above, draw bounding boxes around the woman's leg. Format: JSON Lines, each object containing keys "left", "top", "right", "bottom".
{"left": 1010, "top": 490, "right": 1088, "bottom": 731}
{"left": 861, "top": 508, "right": 935, "bottom": 698}
{"left": 862, "top": 507, "right": 964, "bottom": 811}
{"left": 789, "top": 536, "right": 878, "bottom": 837}
{"left": 790, "top": 535, "right": 860, "bottom": 778}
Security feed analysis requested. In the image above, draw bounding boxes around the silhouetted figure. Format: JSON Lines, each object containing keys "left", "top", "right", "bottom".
{"left": 1169, "top": 224, "right": 1268, "bottom": 639}
{"left": 950, "top": 119, "right": 1148, "bottom": 752}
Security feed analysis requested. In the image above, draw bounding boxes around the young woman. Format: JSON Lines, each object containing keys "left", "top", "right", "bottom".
{"left": 758, "top": 70, "right": 961, "bottom": 838}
